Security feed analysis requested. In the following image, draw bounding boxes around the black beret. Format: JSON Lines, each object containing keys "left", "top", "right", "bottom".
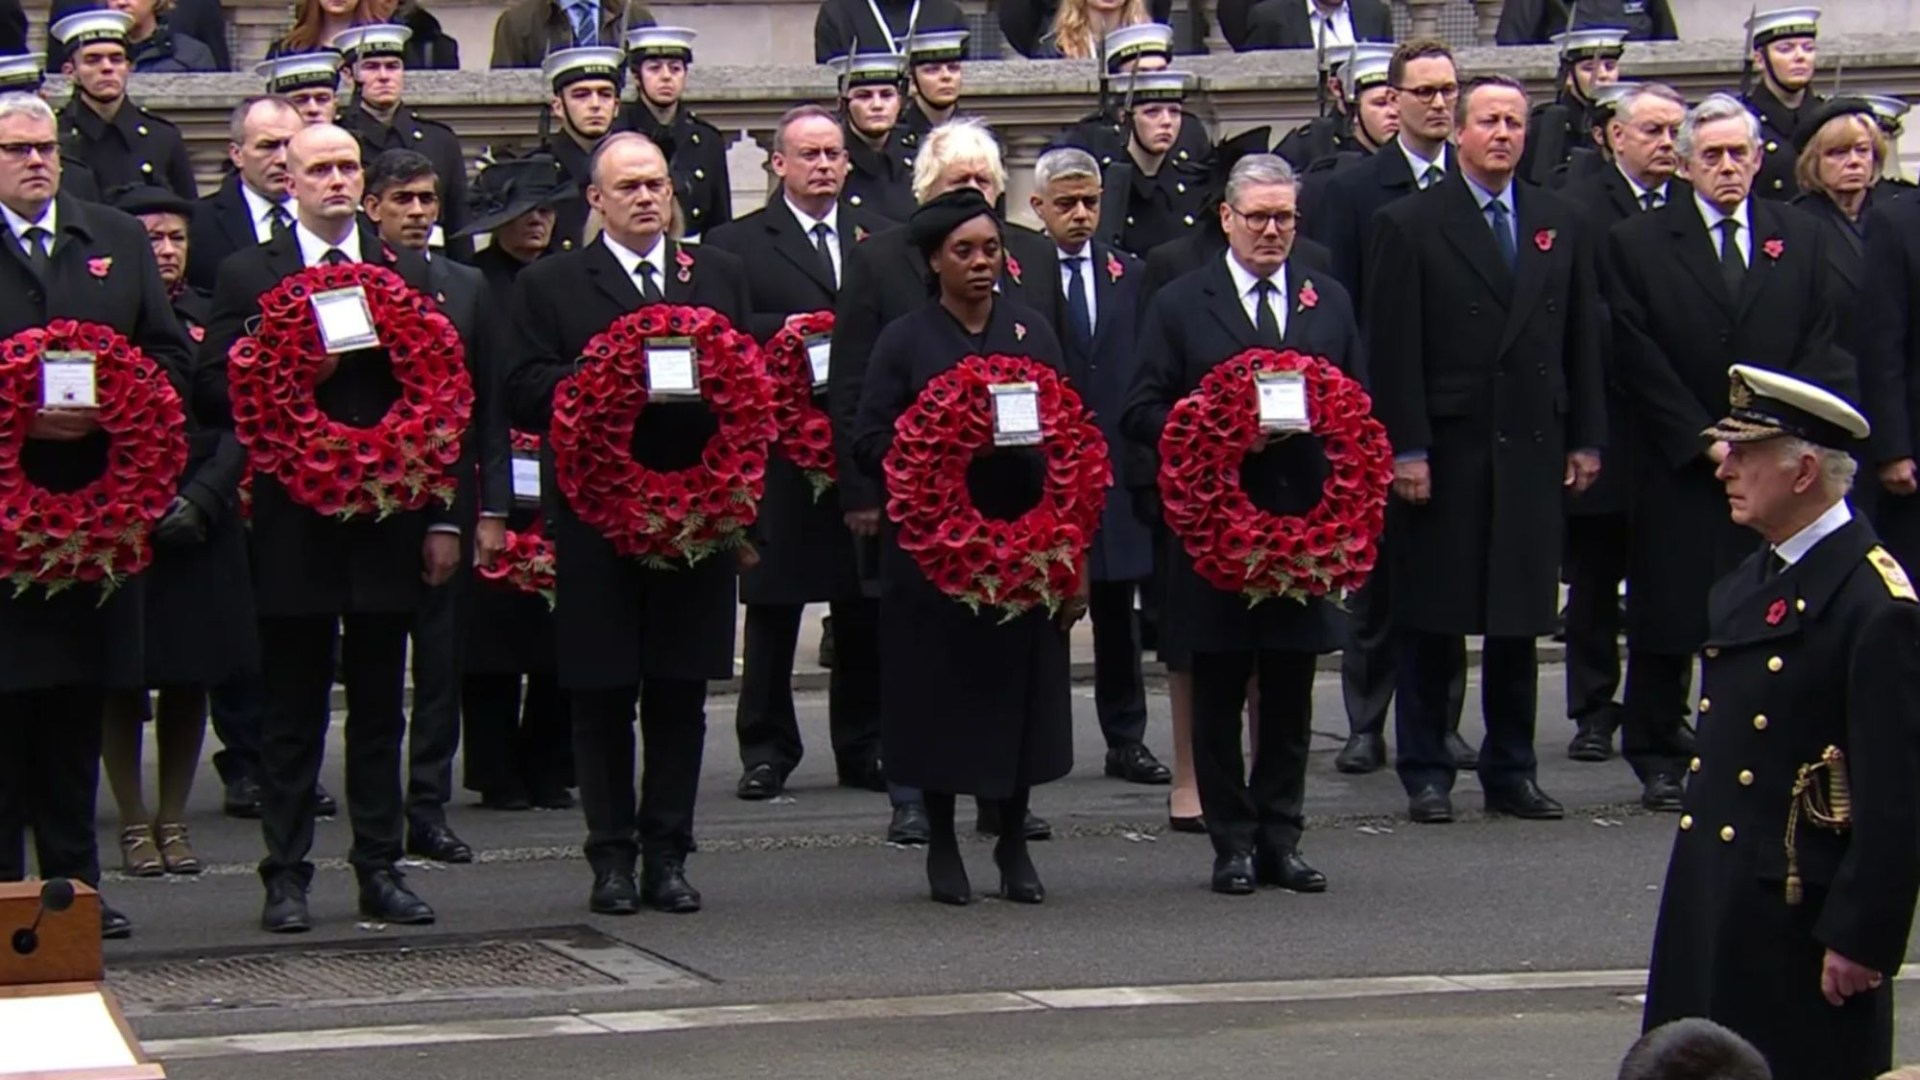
{"left": 1792, "top": 96, "right": 1878, "bottom": 157}
{"left": 107, "top": 183, "right": 195, "bottom": 220}
{"left": 908, "top": 188, "right": 999, "bottom": 259}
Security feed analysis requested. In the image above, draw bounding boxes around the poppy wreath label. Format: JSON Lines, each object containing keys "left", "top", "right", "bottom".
{"left": 476, "top": 430, "right": 557, "bottom": 607}
{"left": 764, "top": 310, "right": 838, "bottom": 500}
{"left": 883, "top": 354, "right": 1110, "bottom": 620}
{"left": 550, "top": 305, "right": 776, "bottom": 567}
{"left": 0, "top": 319, "right": 188, "bottom": 597}
{"left": 1158, "top": 348, "right": 1392, "bottom": 605}
{"left": 228, "top": 263, "right": 472, "bottom": 519}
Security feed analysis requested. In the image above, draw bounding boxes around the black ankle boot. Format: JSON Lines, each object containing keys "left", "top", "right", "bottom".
{"left": 924, "top": 792, "right": 971, "bottom": 905}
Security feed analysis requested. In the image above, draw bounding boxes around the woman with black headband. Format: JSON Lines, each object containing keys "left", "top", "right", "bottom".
{"left": 852, "top": 189, "right": 1085, "bottom": 906}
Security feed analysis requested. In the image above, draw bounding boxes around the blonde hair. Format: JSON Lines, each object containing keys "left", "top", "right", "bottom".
{"left": 1796, "top": 111, "right": 1887, "bottom": 196}
{"left": 1048, "top": 0, "right": 1150, "bottom": 60}
{"left": 910, "top": 117, "right": 1007, "bottom": 204}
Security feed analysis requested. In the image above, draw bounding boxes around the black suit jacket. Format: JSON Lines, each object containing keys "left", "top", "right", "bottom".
{"left": 1238, "top": 0, "right": 1392, "bottom": 51}
{"left": 706, "top": 197, "right": 896, "bottom": 341}
{"left": 427, "top": 254, "right": 509, "bottom": 518}
{"left": 1861, "top": 196, "right": 1920, "bottom": 470}
{"left": 1309, "top": 137, "right": 1453, "bottom": 304}
{"left": 188, "top": 173, "right": 268, "bottom": 294}
{"left": 1495, "top": 0, "right": 1676, "bottom": 43}
{"left": 815, "top": 0, "right": 965, "bottom": 62}
{"left": 340, "top": 103, "right": 474, "bottom": 262}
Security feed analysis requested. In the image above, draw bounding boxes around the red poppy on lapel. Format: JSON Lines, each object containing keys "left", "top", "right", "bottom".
{"left": 1005, "top": 254, "right": 1023, "bottom": 285}
{"left": 1766, "top": 598, "right": 1787, "bottom": 626}
{"left": 676, "top": 247, "right": 694, "bottom": 283}
{"left": 1763, "top": 237, "right": 1784, "bottom": 261}
{"left": 381, "top": 244, "right": 398, "bottom": 264}
{"left": 188, "top": 324, "right": 205, "bottom": 342}
{"left": 1297, "top": 279, "right": 1319, "bottom": 312}
{"left": 1534, "top": 229, "right": 1556, "bottom": 252}
{"left": 1014, "top": 322, "right": 1027, "bottom": 341}
{"left": 87, "top": 256, "right": 111, "bottom": 279}
{"left": 1105, "top": 252, "right": 1124, "bottom": 283}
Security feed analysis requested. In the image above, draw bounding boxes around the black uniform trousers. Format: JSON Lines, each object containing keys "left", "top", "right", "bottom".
{"left": 573, "top": 679, "right": 706, "bottom": 873}
{"left": 258, "top": 613, "right": 410, "bottom": 887}
{"left": 1190, "top": 650, "right": 1316, "bottom": 860}
{"left": 1395, "top": 632, "right": 1536, "bottom": 795}
{"left": 735, "top": 598, "right": 880, "bottom": 776}
{"left": 1340, "top": 548, "right": 1466, "bottom": 738}
{"left": 209, "top": 672, "right": 265, "bottom": 787}
{"left": 1620, "top": 649, "right": 1691, "bottom": 783}
{"left": 406, "top": 554, "right": 466, "bottom": 828}
{"left": 1563, "top": 513, "right": 1628, "bottom": 727}
{"left": 462, "top": 673, "right": 571, "bottom": 797}
{"left": 0, "top": 689, "right": 106, "bottom": 886}
{"left": 1088, "top": 580, "right": 1149, "bottom": 750}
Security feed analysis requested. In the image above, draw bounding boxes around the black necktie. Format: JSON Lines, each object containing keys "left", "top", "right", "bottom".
{"left": 1639, "top": 191, "right": 1661, "bottom": 212}
{"left": 322, "top": 248, "right": 350, "bottom": 266}
{"left": 811, "top": 223, "right": 838, "bottom": 290}
{"left": 1420, "top": 165, "right": 1443, "bottom": 190}
{"left": 1763, "top": 550, "right": 1787, "bottom": 580}
{"left": 21, "top": 226, "right": 50, "bottom": 277}
{"left": 1253, "top": 280, "right": 1281, "bottom": 347}
{"left": 1064, "top": 256, "right": 1093, "bottom": 350}
{"left": 271, "top": 205, "right": 293, "bottom": 237}
{"left": 1488, "top": 199, "right": 1517, "bottom": 271}
{"left": 637, "top": 261, "right": 664, "bottom": 302}
{"left": 1718, "top": 218, "right": 1744, "bottom": 299}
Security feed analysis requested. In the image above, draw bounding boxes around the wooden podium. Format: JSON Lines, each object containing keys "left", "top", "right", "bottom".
{"left": 0, "top": 882, "right": 164, "bottom": 1079}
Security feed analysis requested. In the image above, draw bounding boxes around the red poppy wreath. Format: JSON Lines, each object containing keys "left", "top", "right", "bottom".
{"left": 883, "top": 355, "right": 1110, "bottom": 620}
{"left": 0, "top": 319, "right": 188, "bottom": 596}
{"left": 764, "top": 311, "right": 838, "bottom": 500}
{"left": 550, "top": 305, "right": 777, "bottom": 567}
{"left": 1157, "top": 348, "right": 1392, "bottom": 604}
{"left": 477, "top": 431, "right": 557, "bottom": 606}
{"left": 228, "top": 263, "right": 473, "bottom": 519}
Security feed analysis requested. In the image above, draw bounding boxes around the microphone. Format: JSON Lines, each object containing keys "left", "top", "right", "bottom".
{"left": 9, "top": 878, "right": 76, "bottom": 957}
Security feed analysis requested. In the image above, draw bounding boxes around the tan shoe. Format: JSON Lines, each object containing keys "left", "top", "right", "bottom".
{"left": 120, "top": 825, "right": 163, "bottom": 877}
{"left": 155, "top": 823, "right": 201, "bottom": 876}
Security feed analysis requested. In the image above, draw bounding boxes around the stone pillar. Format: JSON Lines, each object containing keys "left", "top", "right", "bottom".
{"left": 1399, "top": 0, "right": 1451, "bottom": 40}
{"left": 727, "top": 129, "right": 775, "bottom": 222}
{"left": 1472, "top": 0, "right": 1505, "bottom": 44}
{"left": 230, "top": 5, "right": 291, "bottom": 69}
{"left": 1001, "top": 129, "right": 1052, "bottom": 230}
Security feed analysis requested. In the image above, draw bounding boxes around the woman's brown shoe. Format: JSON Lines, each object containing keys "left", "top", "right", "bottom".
{"left": 120, "top": 825, "right": 163, "bottom": 877}
{"left": 156, "top": 823, "right": 201, "bottom": 875}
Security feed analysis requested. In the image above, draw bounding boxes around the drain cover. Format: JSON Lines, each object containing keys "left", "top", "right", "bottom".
{"left": 110, "top": 927, "right": 701, "bottom": 1014}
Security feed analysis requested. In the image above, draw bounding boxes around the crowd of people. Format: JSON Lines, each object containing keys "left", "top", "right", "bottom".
{"left": 0, "top": 3, "right": 1914, "bottom": 1079}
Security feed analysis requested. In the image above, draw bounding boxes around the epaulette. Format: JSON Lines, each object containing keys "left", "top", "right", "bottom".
{"left": 1868, "top": 545, "right": 1917, "bottom": 602}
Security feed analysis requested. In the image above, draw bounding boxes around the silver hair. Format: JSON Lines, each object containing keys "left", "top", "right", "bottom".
{"left": 1223, "top": 153, "right": 1297, "bottom": 206}
{"left": 911, "top": 116, "right": 1007, "bottom": 205}
{"left": 772, "top": 104, "right": 839, "bottom": 155}
{"left": 0, "top": 93, "right": 54, "bottom": 130}
{"left": 1777, "top": 437, "right": 1858, "bottom": 495}
{"left": 1034, "top": 147, "right": 1102, "bottom": 190}
{"left": 1614, "top": 82, "right": 1688, "bottom": 121}
{"left": 1678, "top": 92, "right": 1762, "bottom": 159}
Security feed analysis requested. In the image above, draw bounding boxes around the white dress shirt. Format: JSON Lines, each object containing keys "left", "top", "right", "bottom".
{"left": 785, "top": 196, "right": 842, "bottom": 287}
{"left": 1397, "top": 138, "right": 1449, "bottom": 190}
{"left": 1774, "top": 498, "right": 1853, "bottom": 568}
{"left": 241, "top": 182, "right": 292, "bottom": 244}
{"left": 1224, "top": 250, "right": 1287, "bottom": 340}
{"left": 1695, "top": 192, "right": 1753, "bottom": 267}
{"left": 1057, "top": 245, "right": 1098, "bottom": 328}
{"left": 1, "top": 199, "right": 53, "bottom": 258}
{"left": 1305, "top": 0, "right": 1356, "bottom": 48}
{"left": 602, "top": 231, "right": 669, "bottom": 297}
{"left": 1618, "top": 166, "right": 1671, "bottom": 211}
{"left": 294, "top": 220, "right": 364, "bottom": 267}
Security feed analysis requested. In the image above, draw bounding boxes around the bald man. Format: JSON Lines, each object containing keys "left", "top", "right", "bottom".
{"left": 203, "top": 123, "right": 469, "bottom": 935}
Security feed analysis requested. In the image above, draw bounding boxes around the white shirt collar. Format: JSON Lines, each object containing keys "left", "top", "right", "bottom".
{"left": 1774, "top": 498, "right": 1854, "bottom": 567}
{"left": 1305, "top": 0, "right": 1354, "bottom": 40}
{"left": 784, "top": 195, "right": 839, "bottom": 239}
{"left": 1397, "top": 137, "right": 1447, "bottom": 183}
{"left": 239, "top": 182, "right": 287, "bottom": 225}
{"left": 294, "top": 221, "right": 363, "bottom": 267}
{"left": 1616, "top": 165, "right": 1669, "bottom": 203}
{"left": 1, "top": 199, "right": 52, "bottom": 241}
{"left": 1224, "top": 250, "right": 1287, "bottom": 307}
{"left": 1694, "top": 191, "right": 1751, "bottom": 236}
{"left": 602, "top": 231, "right": 668, "bottom": 287}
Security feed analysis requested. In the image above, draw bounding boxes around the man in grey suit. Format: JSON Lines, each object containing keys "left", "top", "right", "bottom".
{"left": 361, "top": 149, "right": 512, "bottom": 865}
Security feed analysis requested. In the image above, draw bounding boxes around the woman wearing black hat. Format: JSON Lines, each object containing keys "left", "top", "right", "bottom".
{"left": 852, "top": 190, "right": 1082, "bottom": 906}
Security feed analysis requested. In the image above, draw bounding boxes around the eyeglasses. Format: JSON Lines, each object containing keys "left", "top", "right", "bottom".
{"left": 0, "top": 142, "right": 58, "bottom": 162}
{"left": 1396, "top": 82, "right": 1460, "bottom": 103}
{"left": 1228, "top": 205, "right": 1298, "bottom": 232}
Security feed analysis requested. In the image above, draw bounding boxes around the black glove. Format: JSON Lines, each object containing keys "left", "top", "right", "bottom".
{"left": 152, "top": 495, "right": 209, "bottom": 547}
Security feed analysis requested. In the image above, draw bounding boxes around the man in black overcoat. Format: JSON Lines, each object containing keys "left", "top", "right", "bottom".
{"left": 203, "top": 125, "right": 469, "bottom": 934}
{"left": 1240, "top": 0, "right": 1392, "bottom": 51}
{"left": 705, "top": 104, "right": 893, "bottom": 801}
{"left": 1366, "top": 75, "right": 1607, "bottom": 824}
{"left": 503, "top": 132, "right": 752, "bottom": 917}
{"left": 1643, "top": 365, "right": 1920, "bottom": 1080}
{"left": 1859, "top": 183, "right": 1920, "bottom": 571}
{"left": 1496, "top": 0, "right": 1677, "bottom": 44}
{"left": 1608, "top": 91, "right": 1853, "bottom": 817}
{"left": 187, "top": 95, "right": 301, "bottom": 294}
{"left": 0, "top": 93, "right": 194, "bottom": 940}
{"left": 334, "top": 24, "right": 474, "bottom": 261}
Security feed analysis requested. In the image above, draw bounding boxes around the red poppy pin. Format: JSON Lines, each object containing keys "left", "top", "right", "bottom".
{"left": 1106, "top": 252, "right": 1124, "bottom": 283}
{"left": 1766, "top": 598, "right": 1788, "bottom": 625}
{"left": 1298, "top": 279, "right": 1319, "bottom": 312}
{"left": 1006, "top": 253, "right": 1023, "bottom": 285}
{"left": 676, "top": 247, "right": 694, "bottom": 283}
{"left": 86, "top": 256, "right": 111, "bottom": 279}
{"left": 381, "top": 244, "right": 397, "bottom": 264}
{"left": 1014, "top": 322, "right": 1027, "bottom": 341}
{"left": 188, "top": 324, "right": 205, "bottom": 343}
{"left": 1763, "top": 237, "right": 1784, "bottom": 261}
{"left": 1534, "top": 229, "right": 1556, "bottom": 253}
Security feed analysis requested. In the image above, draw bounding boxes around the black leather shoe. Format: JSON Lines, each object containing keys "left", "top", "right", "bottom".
{"left": 641, "top": 856, "right": 702, "bottom": 914}
{"left": 1256, "top": 848, "right": 1328, "bottom": 893}
{"left": 976, "top": 805, "right": 1053, "bottom": 841}
{"left": 1105, "top": 744, "right": 1172, "bottom": 785}
{"left": 1567, "top": 716, "right": 1618, "bottom": 762}
{"left": 736, "top": 763, "right": 782, "bottom": 801}
{"left": 313, "top": 782, "right": 339, "bottom": 818}
{"left": 1211, "top": 852, "right": 1256, "bottom": 895}
{"left": 1444, "top": 731, "right": 1479, "bottom": 771}
{"left": 358, "top": 869, "right": 436, "bottom": 925}
{"left": 887, "top": 803, "right": 931, "bottom": 845}
{"left": 1409, "top": 785, "right": 1454, "bottom": 824}
{"left": 223, "top": 775, "right": 262, "bottom": 819}
{"left": 407, "top": 822, "right": 474, "bottom": 864}
{"left": 261, "top": 878, "right": 311, "bottom": 934}
{"left": 1641, "top": 774, "right": 1685, "bottom": 813}
{"left": 1168, "top": 814, "right": 1207, "bottom": 834}
{"left": 589, "top": 870, "right": 641, "bottom": 915}
{"left": 100, "top": 904, "right": 132, "bottom": 940}
{"left": 837, "top": 758, "right": 888, "bottom": 793}
{"left": 529, "top": 786, "right": 575, "bottom": 811}
{"left": 479, "top": 787, "right": 533, "bottom": 811}
{"left": 1334, "top": 734, "right": 1386, "bottom": 774}
{"left": 1484, "top": 780, "right": 1565, "bottom": 820}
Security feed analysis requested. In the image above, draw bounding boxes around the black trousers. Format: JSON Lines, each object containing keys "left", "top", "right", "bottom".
{"left": 1621, "top": 649, "right": 1692, "bottom": 783}
{"left": 1395, "top": 631, "right": 1538, "bottom": 795}
{"left": 1088, "top": 580, "right": 1148, "bottom": 749}
{"left": 209, "top": 671, "right": 265, "bottom": 787}
{"left": 407, "top": 568, "right": 466, "bottom": 826}
{"left": 1190, "top": 650, "right": 1317, "bottom": 859}
{"left": 1340, "top": 555, "right": 1466, "bottom": 739}
{"left": 0, "top": 688, "right": 106, "bottom": 886}
{"left": 462, "top": 672, "right": 572, "bottom": 796}
{"left": 1564, "top": 513, "right": 1628, "bottom": 726}
{"left": 734, "top": 598, "right": 879, "bottom": 776}
{"left": 574, "top": 678, "right": 706, "bottom": 873}
{"left": 257, "top": 613, "right": 410, "bottom": 887}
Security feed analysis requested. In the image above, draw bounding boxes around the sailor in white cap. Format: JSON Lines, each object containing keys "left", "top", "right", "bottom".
{"left": 537, "top": 45, "right": 626, "bottom": 253}
{"left": 51, "top": 9, "right": 196, "bottom": 199}
{"left": 831, "top": 50, "right": 916, "bottom": 222}
{"left": 1102, "top": 69, "right": 1210, "bottom": 258}
{"left": 1275, "top": 41, "right": 1396, "bottom": 171}
{"left": 896, "top": 28, "right": 968, "bottom": 153}
{"left": 256, "top": 49, "right": 345, "bottom": 125}
{"left": 1520, "top": 25, "right": 1628, "bottom": 188}
{"left": 1741, "top": 6, "right": 1824, "bottom": 200}
{"left": 620, "top": 26, "right": 729, "bottom": 239}
{"left": 332, "top": 24, "right": 471, "bottom": 257}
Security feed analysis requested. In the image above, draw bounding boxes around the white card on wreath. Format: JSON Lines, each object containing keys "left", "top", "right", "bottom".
{"left": 40, "top": 351, "right": 96, "bottom": 408}
{"left": 511, "top": 453, "right": 541, "bottom": 503}
{"left": 647, "top": 338, "right": 699, "bottom": 398}
{"left": 311, "top": 286, "right": 381, "bottom": 354}
{"left": 990, "top": 382, "right": 1042, "bottom": 447}
{"left": 1255, "top": 370, "right": 1310, "bottom": 433}
{"left": 805, "top": 336, "right": 832, "bottom": 387}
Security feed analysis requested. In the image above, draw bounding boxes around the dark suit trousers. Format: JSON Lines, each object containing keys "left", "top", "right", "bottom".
{"left": 209, "top": 672, "right": 265, "bottom": 786}
{"left": 1622, "top": 649, "right": 1691, "bottom": 783}
{"left": 0, "top": 689, "right": 106, "bottom": 886}
{"left": 407, "top": 568, "right": 467, "bottom": 826}
{"left": 462, "top": 673, "right": 572, "bottom": 796}
{"left": 1564, "top": 513, "right": 1628, "bottom": 725}
{"left": 1089, "top": 580, "right": 1148, "bottom": 749}
{"left": 734, "top": 599, "right": 880, "bottom": 775}
{"left": 257, "top": 614, "right": 410, "bottom": 887}
{"left": 1340, "top": 545, "right": 1465, "bottom": 738}
{"left": 1190, "top": 650, "right": 1317, "bottom": 860}
{"left": 573, "top": 678, "right": 706, "bottom": 873}
{"left": 1396, "top": 632, "right": 1538, "bottom": 794}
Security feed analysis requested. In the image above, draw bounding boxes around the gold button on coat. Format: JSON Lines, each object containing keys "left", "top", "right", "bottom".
{"left": 1739, "top": 770, "right": 1754, "bottom": 786}
{"left": 1705, "top": 647, "right": 1719, "bottom": 658}
{"left": 1680, "top": 815, "right": 1694, "bottom": 830}
{"left": 1753, "top": 715, "right": 1768, "bottom": 731}
{"left": 1768, "top": 656, "right": 1783, "bottom": 672}
{"left": 1689, "top": 757, "right": 1701, "bottom": 773}
{"left": 1699, "top": 697, "right": 1710, "bottom": 713}
{"left": 1720, "top": 825, "right": 1736, "bottom": 842}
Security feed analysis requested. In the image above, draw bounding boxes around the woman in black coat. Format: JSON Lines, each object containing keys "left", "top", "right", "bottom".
{"left": 853, "top": 191, "right": 1084, "bottom": 906}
